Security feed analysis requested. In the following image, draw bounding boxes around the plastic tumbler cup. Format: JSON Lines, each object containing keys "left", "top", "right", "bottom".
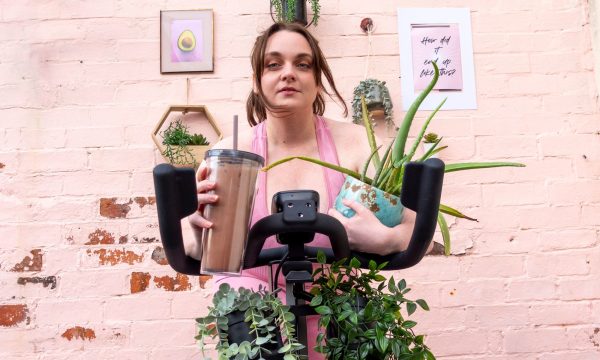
{"left": 200, "top": 149, "right": 264, "bottom": 275}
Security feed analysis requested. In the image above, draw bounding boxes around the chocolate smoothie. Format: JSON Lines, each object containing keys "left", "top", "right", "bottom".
{"left": 200, "top": 149, "right": 264, "bottom": 275}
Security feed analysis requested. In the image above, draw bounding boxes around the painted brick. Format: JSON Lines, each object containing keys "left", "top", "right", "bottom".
{"left": 529, "top": 303, "right": 592, "bottom": 326}
{"left": 36, "top": 299, "right": 103, "bottom": 325}
{"left": 410, "top": 307, "right": 467, "bottom": 332}
{"left": 548, "top": 179, "right": 600, "bottom": 205}
{"left": 527, "top": 252, "right": 591, "bottom": 277}
{"left": 129, "top": 320, "right": 196, "bottom": 347}
{"left": 539, "top": 229, "right": 598, "bottom": 251}
{"left": 465, "top": 304, "right": 529, "bottom": 328}
{"left": 17, "top": 150, "right": 88, "bottom": 172}
{"left": 477, "top": 135, "right": 538, "bottom": 159}
{"left": 427, "top": 329, "right": 489, "bottom": 356}
{"left": 65, "top": 127, "right": 124, "bottom": 148}
{"left": 62, "top": 172, "right": 130, "bottom": 196}
{"left": 543, "top": 94, "right": 596, "bottom": 114}
{"left": 531, "top": 51, "right": 584, "bottom": 74}
{"left": 0, "top": 223, "right": 62, "bottom": 249}
{"left": 440, "top": 280, "right": 507, "bottom": 307}
{"left": 482, "top": 182, "right": 546, "bottom": 207}
{"left": 88, "top": 148, "right": 154, "bottom": 172}
{"left": 541, "top": 134, "right": 599, "bottom": 157}
{"left": 508, "top": 74, "right": 562, "bottom": 95}
{"left": 58, "top": 271, "right": 127, "bottom": 297}
{"left": 508, "top": 279, "right": 558, "bottom": 301}
{"left": 504, "top": 328, "right": 569, "bottom": 353}
{"left": 460, "top": 255, "right": 526, "bottom": 278}
{"left": 559, "top": 279, "right": 600, "bottom": 301}
{"left": 473, "top": 230, "right": 540, "bottom": 255}
{"left": 517, "top": 206, "right": 582, "bottom": 230}
{"left": 18, "top": 128, "right": 66, "bottom": 150}
{"left": 104, "top": 295, "right": 171, "bottom": 321}
{"left": 400, "top": 255, "right": 461, "bottom": 282}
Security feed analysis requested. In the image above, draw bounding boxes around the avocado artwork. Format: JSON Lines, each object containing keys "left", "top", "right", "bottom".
{"left": 178, "top": 30, "right": 196, "bottom": 52}
{"left": 170, "top": 20, "right": 203, "bottom": 63}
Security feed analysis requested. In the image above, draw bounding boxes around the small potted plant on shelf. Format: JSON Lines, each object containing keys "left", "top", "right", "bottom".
{"left": 196, "top": 283, "right": 304, "bottom": 360}
{"left": 160, "top": 118, "right": 210, "bottom": 169}
{"left": 310, "top": 251, "right": 434, "bottom": 359}
{"left": 352, "top": 78, "right": 394, "bottom": 129}
{"left": 270, "top": 0, "right": 321, "bottom": 26}
{"left": 263, "top": 62, "right": 525, "bottom": 255}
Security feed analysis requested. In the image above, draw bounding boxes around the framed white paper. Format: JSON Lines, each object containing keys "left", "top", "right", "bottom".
{"left": 397, "top": 8, "right": 477, "bottom": 110}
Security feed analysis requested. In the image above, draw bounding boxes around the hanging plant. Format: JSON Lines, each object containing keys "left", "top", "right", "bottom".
{"left": 352, "top": 79, "right": 394, "bottom": 128}
{"left": 270, "top": 0, "right": 321, "bottom": 26}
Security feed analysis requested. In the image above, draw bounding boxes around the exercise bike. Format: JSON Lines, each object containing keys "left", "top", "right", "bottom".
{"left": 152, "top": 157, "right": 444, "bottom": 358}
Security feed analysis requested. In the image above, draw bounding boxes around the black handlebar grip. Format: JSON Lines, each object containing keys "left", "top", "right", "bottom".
{"left": 152, "top": 164, "right": 201, "bottom": 275}
{"left": 350, "top": 158, "right": 445, "bottom": 269}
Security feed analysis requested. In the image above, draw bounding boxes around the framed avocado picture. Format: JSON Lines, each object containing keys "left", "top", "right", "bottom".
{"left": 160, "top": 9, "right": 214, "bottom": 73}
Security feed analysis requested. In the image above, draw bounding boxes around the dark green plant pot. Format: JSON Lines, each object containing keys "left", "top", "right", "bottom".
{"left": 282, "top": 0, "right": 308, "bottom": 25}
{"left": 226, "top": 311, "right": 284, "bottom": 360}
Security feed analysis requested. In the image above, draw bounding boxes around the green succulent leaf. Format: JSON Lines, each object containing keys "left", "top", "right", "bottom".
{"left": 444, "top": 162, "right": 525, "bottom": 173}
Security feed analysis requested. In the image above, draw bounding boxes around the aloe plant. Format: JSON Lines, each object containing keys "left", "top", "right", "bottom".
{"left": 262, "top": 62, "right": 525, "bottom": 255}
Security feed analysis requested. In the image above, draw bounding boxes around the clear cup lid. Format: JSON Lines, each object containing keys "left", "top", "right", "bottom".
{"left": 205, "top": 149, "right": 265, "bottom": 166}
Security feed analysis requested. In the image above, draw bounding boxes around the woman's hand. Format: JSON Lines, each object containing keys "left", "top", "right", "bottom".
{"left": 328, "top": 198, "right": 417, "bottom": 256}
{"left": 186, "top": 161, "right": 219, "bottom": 258}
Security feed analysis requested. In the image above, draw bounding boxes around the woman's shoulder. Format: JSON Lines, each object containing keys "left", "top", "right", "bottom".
{"left": 322, "top": 117, "right": 372, "bottom": 170}
{"left": 323, "top": 117, "right": 370, "bottom": 148}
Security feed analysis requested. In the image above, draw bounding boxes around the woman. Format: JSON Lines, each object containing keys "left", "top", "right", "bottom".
{"left": 188, "top": 22, "right": 417, "bottom": 358}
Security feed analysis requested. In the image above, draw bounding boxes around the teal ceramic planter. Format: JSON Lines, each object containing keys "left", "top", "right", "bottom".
{"left": 334, "top": 176, "right": 404, "bottom": 227}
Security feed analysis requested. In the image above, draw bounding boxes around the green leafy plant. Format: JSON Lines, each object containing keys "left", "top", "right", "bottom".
{"left": 310, "top": 251, "right": 434, "bottom": 359}
{"left": 271, "top": 0, "right": 321, "bottom": 26}
{"left": 196, "top": 283, "right": 304, "bottom": 360}
{"left": 352, "top": 79, "right": 394, "bottom": 128}
{"left": 263, "top": 61, "right": 525, "bottom": 255}
{"left": 160, "top": 118, "right": 209, "bottom": 167}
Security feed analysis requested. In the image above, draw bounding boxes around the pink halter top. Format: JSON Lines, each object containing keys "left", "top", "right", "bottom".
{"left": 244, "top": 115, "right": 345, "bottom": 281}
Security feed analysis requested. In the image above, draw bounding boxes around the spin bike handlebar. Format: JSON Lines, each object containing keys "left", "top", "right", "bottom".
{"left": 152, "top": 158, "right": 444, "bottom": 275}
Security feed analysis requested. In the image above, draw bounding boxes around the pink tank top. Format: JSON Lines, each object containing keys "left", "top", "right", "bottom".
{"left": 244, "top": 115, "right": 345, "bottom": 281}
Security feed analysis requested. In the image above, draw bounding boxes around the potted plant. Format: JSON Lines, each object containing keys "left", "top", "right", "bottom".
{"left": 270, "top": 0, "right": 321, "bottom": 26}
{"left": 310, "top": 251, "right": 434, "bottom": 359}
{"left": 196, "top": 283, "right": 304, "bottom": 360}
{"left": 160, "top": 118, "right": 210, "bottom": 169}
{"left": 263, "top": 62, "right": 525, "bottom": 255}
{"left": 351, "top": 79, "right": 394, "bottom": 129}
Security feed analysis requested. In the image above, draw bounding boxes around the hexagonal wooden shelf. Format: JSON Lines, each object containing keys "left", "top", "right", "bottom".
{"left": 151, "top": 105, "right": 223, "bottom": 168}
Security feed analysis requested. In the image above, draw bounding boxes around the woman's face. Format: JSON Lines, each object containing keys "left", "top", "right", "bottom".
{"left": 259, "top": 30, "right": 319, "bottom": 114}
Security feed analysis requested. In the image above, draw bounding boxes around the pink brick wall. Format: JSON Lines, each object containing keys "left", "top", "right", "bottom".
{"left": 1, "top": 0, "right": 598, "bottom": 359}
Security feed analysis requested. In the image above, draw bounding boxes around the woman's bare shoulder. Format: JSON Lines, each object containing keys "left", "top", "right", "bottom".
{"left": 323, "top": 117, "right": 371, "bottom": 170}
{"left": 324, "top": 118, "right": 370, "bottom": 149}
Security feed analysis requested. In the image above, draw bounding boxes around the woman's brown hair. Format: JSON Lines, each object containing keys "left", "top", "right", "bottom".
{"left": 245, "top": 22, "right": 348, "bottom": 126}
